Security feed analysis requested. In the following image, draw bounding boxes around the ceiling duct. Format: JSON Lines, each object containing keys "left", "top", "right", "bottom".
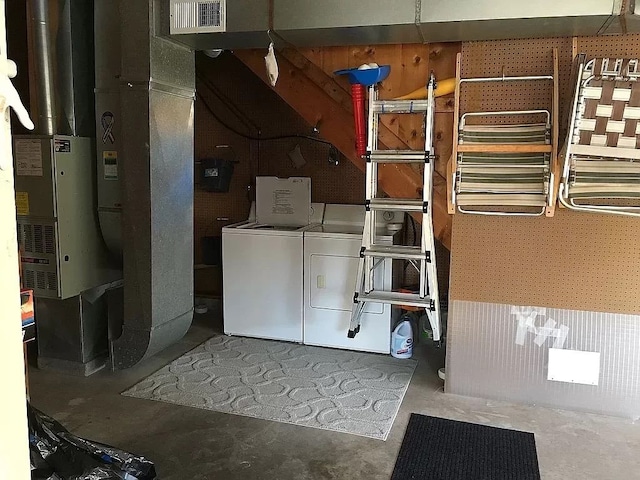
{"left": 167, "top": 0, "right": 270, "bottom": 49}
{"left": 416, "top": 0, "right": 623, "bottom": 42}
{"left": 166, "top": 0, "right": 624, "bottom": 49}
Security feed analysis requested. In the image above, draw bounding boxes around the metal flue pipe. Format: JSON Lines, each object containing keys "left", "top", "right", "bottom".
{"left": 29, "top": 0, "right": 56, "bottom": 135}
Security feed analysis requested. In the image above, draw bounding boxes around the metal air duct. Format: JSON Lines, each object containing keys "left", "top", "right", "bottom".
{"left": 95, "top": 0, "right": 195, "bottom": 369}
{"left": 29, "top": 0, "right": 56, "bottom": 135}
{"left": 166, "top": 0, "right": 624, "bottom": 49}
{"left": 28, "top": 0, "right": 95, "bottom": 136}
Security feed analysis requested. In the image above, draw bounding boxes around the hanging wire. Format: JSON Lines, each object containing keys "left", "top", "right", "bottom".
{"left": 196, "top": 72, "right": 335, "bottom": 147}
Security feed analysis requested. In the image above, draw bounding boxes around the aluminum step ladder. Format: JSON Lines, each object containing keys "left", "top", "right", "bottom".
{"left": 348, "top": 74, "right": 441, "bottom": 345}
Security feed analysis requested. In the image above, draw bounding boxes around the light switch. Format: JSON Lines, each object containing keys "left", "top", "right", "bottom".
{"left": 316, "top": 275, "right": 325, "bottom": 289}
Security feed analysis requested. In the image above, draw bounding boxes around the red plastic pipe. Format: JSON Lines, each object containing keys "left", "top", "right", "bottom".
{"left": 351, "top": 84, "right": 367, "bottom": 157}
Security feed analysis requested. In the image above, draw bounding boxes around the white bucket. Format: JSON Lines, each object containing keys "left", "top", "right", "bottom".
{"left": 391, "top": 320, "right": 413, "bottom": 359}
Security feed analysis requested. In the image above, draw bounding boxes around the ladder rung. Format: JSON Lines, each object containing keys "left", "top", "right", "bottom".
{"left": 357, "top": 291, "right": 432, "bottom": 309}
{"left": 368, "top": 150, "right": 430, "bottom": 163}
{"left": 368, "top": 199, "right": 425, "bottom": 212}
{"left": 372, "top": 99, "right": 430, "bottom": 113}
{"left": 364, "top": 245, "right": 427, "bottom": 261}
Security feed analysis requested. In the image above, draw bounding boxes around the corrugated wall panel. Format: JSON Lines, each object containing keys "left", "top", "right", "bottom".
{"left": 447, "top": 300, "right": 640, "bottom": 418}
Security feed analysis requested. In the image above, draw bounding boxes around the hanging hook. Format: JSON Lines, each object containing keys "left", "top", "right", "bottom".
{"left": 267, "top": 29, "right": 275, "bottom": 45}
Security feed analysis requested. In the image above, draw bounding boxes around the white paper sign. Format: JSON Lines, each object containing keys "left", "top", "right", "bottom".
{"left": 15, "top": 139, "right": 43, "bottom": 176}
{"left": 256, "top": 177, "right": 311, "bottom": 226}
{"left": 547, "top": 348, "right": 600, "bottom": 386}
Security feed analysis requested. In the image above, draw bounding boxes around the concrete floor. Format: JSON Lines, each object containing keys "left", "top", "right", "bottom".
{"left": 28, "top": 313, "right": 640, "bottom": 480}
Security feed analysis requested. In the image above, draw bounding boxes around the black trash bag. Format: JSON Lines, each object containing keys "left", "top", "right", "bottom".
{"left": 28, "top": 403, "right": 157, "bottom": 480}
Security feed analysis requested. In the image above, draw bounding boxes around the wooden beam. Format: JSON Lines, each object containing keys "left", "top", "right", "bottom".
{"left": 281, "top": 48, "right": 454, "bottom": 177}
{"left": 279, "top": 48, "right": 453, "bottom": 179}
{"left": 279, "top": 48, "right": 353, "bottom": 112}
{"left": 547, "top": 48, "right": 560, "bottom": 217}
{"left": 449, "top": 53, "right": 462, "bottom": 214}
{"left": 234, "top": 49, "right": 452, "bottom": 249}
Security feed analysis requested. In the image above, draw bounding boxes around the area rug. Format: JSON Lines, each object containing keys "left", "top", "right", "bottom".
{"left": 391, "top": 414, "right": 541, "bottom": 480}
{"left": 123, "top": 335, "right": 417, "bottom": 440}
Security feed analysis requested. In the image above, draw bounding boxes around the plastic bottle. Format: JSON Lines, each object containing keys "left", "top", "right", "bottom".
{"left": 391, "top": 320, "right": 414, "bottom": 359}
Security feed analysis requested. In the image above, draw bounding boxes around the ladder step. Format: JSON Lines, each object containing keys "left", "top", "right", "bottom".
{"left": 364, "top": 245, "right": 427, "bottom": 261}
{"left": 368, "top": 198, "right": 425, "bottom": 212}
{"left": 368, "top": 150, "right": 430, "bottom": 163}
{"left": 372, "top": 99, "right": 430, "bottom": 114}
{"left": 357, "top": 291, "right": 432, "bottom": 309}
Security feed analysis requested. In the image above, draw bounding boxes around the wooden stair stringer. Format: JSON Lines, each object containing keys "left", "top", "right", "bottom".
{"left": 234, "top": 49, "right": 452, "bottom": 249}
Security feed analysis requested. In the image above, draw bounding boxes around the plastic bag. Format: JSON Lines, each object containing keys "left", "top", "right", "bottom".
{"left": 28, "top": 403, "right": 157, "bottom": 480}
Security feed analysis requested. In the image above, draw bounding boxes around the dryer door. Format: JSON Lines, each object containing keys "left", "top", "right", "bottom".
{"left": 310, "top": 253, "right": 384, "bottom": 314}
{"left": 304, "top": 235, "right": 392, "bottom": 354}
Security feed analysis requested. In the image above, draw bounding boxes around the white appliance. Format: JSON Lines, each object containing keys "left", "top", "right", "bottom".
{"left": 222, "top": 177, "right": 323, "bottom": 342}
{"left": 303, "top": 204, "right": 402, "bottom": 354}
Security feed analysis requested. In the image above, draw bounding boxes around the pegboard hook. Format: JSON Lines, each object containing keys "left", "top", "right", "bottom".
{"left": 501, "top": 65, "right": 506, "bottom": 82}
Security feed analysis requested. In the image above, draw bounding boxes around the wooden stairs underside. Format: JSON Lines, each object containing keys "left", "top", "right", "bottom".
{"left": 234, "top": 46, "right": 455, "bottom": 249}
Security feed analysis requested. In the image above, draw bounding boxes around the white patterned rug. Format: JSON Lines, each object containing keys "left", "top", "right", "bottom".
{"left": 122, "top": 335, "right": 417, "bottom": 440}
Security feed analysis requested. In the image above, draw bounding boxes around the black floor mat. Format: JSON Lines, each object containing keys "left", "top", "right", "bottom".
{"left": 391, "top": 414, "right": 541, "bottom": 480}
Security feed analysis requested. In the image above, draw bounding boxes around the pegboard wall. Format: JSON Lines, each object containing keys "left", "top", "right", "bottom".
{"left": 195, "top": 52, "right": 364, "bottom": 263}
{"left": 450, "top": 34, "right": 640, "bottom": 315}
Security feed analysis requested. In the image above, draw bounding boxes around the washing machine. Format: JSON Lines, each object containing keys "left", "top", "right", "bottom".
{"left": 222, "top": 177, "right": 323, "bottom": 342}
{"left": 303, "top": 204, "right": 402, "bottom": 353}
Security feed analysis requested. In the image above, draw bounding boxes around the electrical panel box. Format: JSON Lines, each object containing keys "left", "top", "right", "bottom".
{"left": 13, "top": 135, "right": 118, "bottom": 299}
